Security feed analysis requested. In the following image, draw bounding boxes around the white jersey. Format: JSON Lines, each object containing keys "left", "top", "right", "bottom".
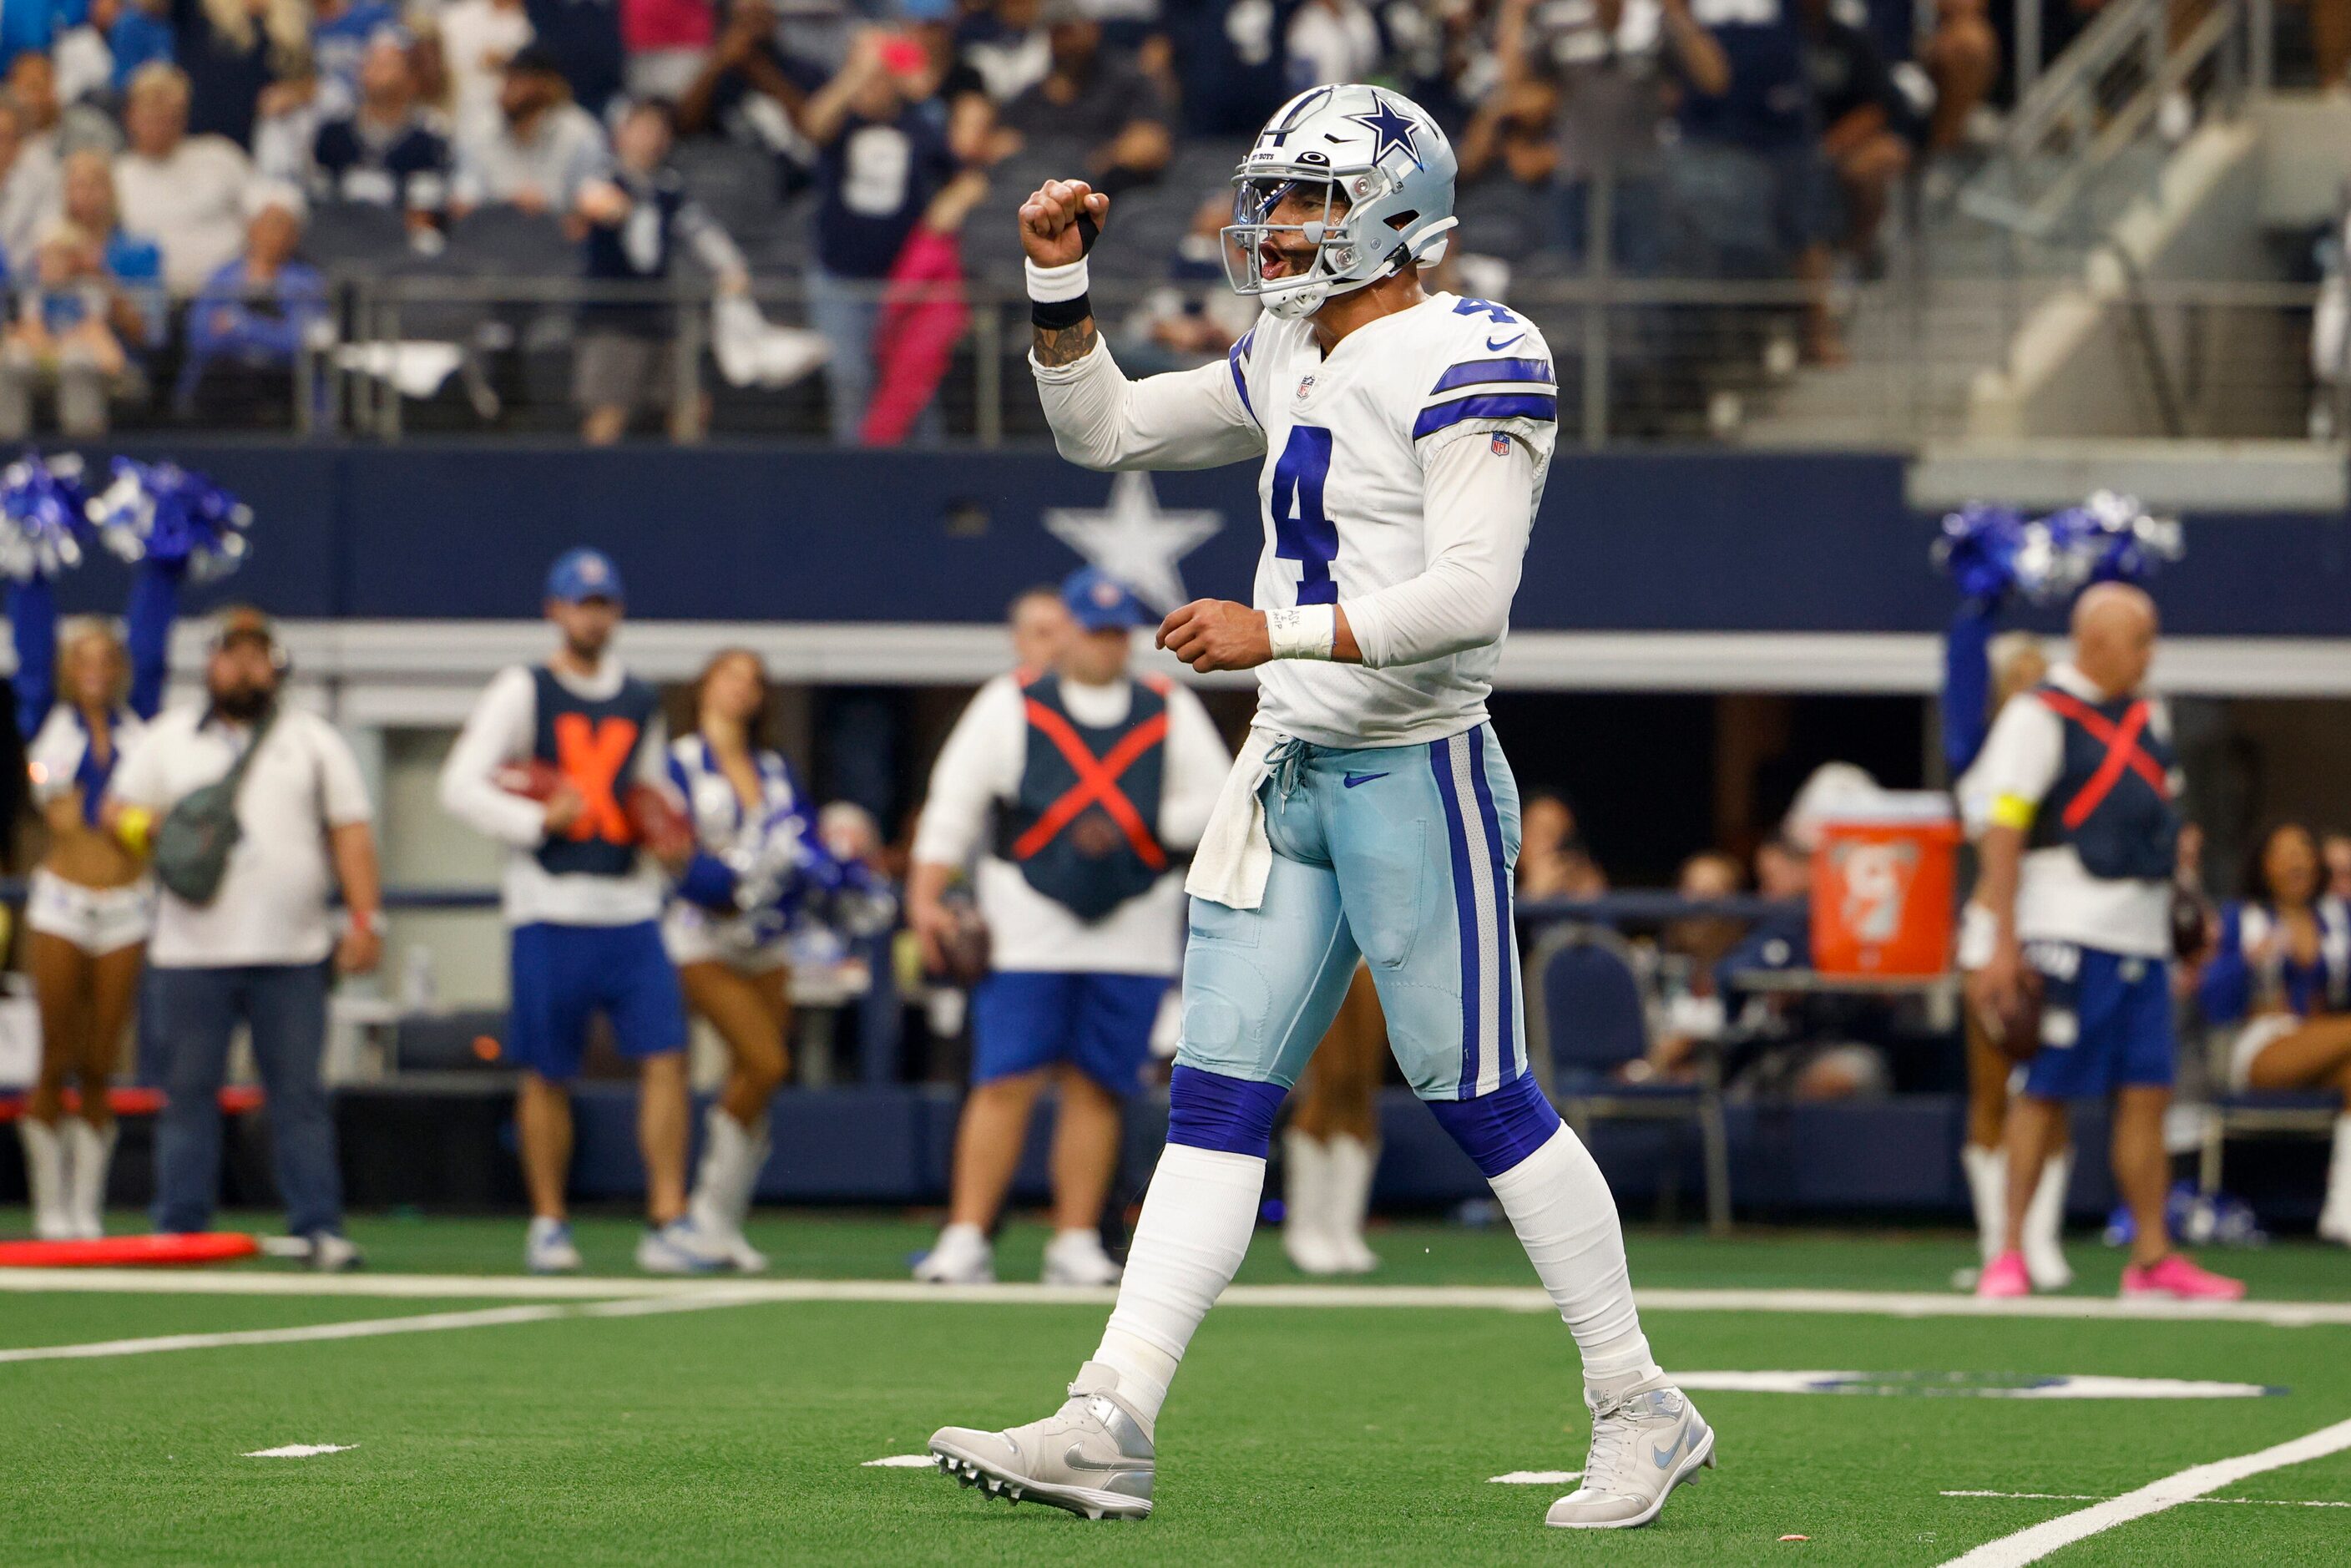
{"left": 1034, "top": 290, "right": 1555, "bottom": 749}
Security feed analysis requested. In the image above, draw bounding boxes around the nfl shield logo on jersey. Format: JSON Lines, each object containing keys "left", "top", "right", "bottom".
{"left": 1490, "top": 432, "right": 1512, "bottom": 455}
{"left": 1297, "top": 375, "right": 1316, "bottom": 399}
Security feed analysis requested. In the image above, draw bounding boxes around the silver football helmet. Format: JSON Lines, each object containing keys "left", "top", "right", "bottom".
{"left": 1222, "top": 83, "right": 1458, "bottom": 321}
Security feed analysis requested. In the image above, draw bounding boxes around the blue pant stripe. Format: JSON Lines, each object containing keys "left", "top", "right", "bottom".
{"left": 1465, "top": 726, "right": 1518, "bottom": 1082}
{"left": 1431, "top": 734, "right": 1482, "bottom": 1100}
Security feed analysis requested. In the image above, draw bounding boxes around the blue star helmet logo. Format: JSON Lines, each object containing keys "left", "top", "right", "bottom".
{"left": 1347, "top": 93, "right": 1422, "bottom": 170}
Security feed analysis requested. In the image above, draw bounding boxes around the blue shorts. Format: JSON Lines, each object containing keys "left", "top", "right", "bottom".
{"left": 1179, "top": 724, "right": 1524, "bottom": 1103}
{"left": 507, "top": 920, "right": 687, "bottom": 1081}
{"left": 970, "top": 970, "right": 1170, "bottom": 1098}
{"left": 2020, "top": 943, "right": 2175, "bottom": 1100}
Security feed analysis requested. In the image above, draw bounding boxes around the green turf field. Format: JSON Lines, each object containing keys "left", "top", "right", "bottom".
{"left": 3, "top": 1211, "right": 2348, "bottom": 1565}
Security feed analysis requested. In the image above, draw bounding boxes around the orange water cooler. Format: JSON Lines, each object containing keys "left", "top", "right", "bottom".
{"left": 1810, "top": 794, "right": 1963, "bottom": 976}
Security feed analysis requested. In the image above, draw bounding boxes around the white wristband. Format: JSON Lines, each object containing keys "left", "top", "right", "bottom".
{"left": 1025, "top": 255, "right": 1091, "bottom": 303}
{"left": 1266, "top": 604, "right": 1337, "bottom": 660}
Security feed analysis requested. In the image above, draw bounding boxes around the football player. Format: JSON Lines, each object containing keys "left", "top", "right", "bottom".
{"left": 927, "top": 83, "right": 1711, "bottom": 1531}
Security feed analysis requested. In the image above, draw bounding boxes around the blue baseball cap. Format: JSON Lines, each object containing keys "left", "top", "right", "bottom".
{"left": 897, "top": 0, "right": 953, "bottom": 18}
{"left": 1062, "top": 566, "right": 1150, "bottom": 632}
{"left": 546, "top": 547, "right": 625, "bottom": 605}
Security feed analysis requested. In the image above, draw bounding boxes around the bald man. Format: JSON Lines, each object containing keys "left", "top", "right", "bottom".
{"left": 1963, "top": 584, "right": 2241, "bottom": 1301}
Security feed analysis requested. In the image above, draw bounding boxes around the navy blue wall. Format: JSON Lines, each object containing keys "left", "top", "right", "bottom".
{"left": 44, "top": 443, "right": 2351, "bottom": 635}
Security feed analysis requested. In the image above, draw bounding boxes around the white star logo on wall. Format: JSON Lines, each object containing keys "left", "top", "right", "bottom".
{"left": 1044, "top": 472, "right": 1222, "bottom": 614}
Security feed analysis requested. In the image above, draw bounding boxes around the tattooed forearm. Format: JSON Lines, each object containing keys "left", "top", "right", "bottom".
{"left": 1033, "top": 317, "right": 1098, "bottom": 367}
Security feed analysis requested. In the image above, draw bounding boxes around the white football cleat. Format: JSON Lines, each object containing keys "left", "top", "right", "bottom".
{"left": 524, "top": 1216, "right": 582, "bottom": 1274}
{"left": 928, "top": 1361, "right": 1155, "bottom": 1520}
{"left": 636, "top": 1218, "right": 726, "bottom": 1274}
{"left": 1041, "top": 1228, "right": 1122, "bottom": 1287}
{"left": 913, "top": 1222, "right": 995, "bottom": 1284}
{"left": 1545, "top": 1383, "right": 1716, "bottom": 1530}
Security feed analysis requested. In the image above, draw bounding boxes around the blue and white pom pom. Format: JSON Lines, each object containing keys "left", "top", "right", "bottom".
{"left": 1935, "top": 490, "right": 2182, "bottom": 605}
{"left": 89, "top": 458, "right": 254, "bottom": 582}
{"left": 0, "top": 452, "right": 92, "bottom": 582}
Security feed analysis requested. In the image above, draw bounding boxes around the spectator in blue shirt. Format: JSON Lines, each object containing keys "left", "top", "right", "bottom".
{"left": 310, "top": 0, "right": 398, "bottom": 115}
{"left": 58, "top": 143, "right": 161, "bottom": 346}
{"left": 176, "top": 183, "right": 325, "bottom": 419}
{"left": 0, "top": 0, "right": 80, "bottom": 73}
{"left": 1670, "top": 0, "right": 1842, "bottom": 361}
{"left": 801, "top": 26, "right": 959, "bottom": 444}
{"left": 0, "top": 216, "right": 143, "bottom": 436}
{"left": 311, "top": 32, "right": 451, "bottom": 226}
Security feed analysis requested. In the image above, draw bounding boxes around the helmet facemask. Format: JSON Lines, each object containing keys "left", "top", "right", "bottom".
{"left": 1223, "top": 168, "right": 1414, "bottom": 321}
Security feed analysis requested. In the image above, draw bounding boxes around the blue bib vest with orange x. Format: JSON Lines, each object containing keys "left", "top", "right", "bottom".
{"left": 993, "top": 673, "right": 1170, "bottom": 922}
{"left": 532, "top": 665, "right": 659, "bottom": 878}
{"left": 2028, "top": 683, "right": 2181, "bottom": 882}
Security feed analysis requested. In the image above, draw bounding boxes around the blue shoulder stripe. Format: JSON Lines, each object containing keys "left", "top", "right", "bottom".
{"left": 1412, "top": 392, "right": 1558, "bottom": 439}
{"left": 1430, "top": 357, "right": 1555, "bottom": 394}
{"left": 1227, "top": 328, "right": 1258, "bottom": 424}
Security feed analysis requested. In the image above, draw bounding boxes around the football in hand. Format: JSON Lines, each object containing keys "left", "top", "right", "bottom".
{"left": 625, "top": 784, "right": 695, "bottom": 862}
{"left": 493, "top": 760, "right": 566, "bottom": 801}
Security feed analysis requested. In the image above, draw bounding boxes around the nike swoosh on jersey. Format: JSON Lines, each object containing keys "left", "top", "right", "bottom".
{"left": 1342, "top": 771, "right": 1389, "bottom": 788}
{"left": 1486, "top": 332, "right": 1526, "bottom": 352}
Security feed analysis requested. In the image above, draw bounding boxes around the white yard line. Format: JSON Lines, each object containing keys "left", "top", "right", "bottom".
{"left": 1936, "top": 1417, "right": 2351, "bottom": 1567}
{"left": 0, "top": 1288, "right": 772, "bottom": 1365}
{"left": 1945, "top": 1490, "right": 2351, "bottom": 1510}
{"left": 3, "top": 1270, "right": 2349, "bottom": 1328}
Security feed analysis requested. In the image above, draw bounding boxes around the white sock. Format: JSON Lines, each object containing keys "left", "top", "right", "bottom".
{"left": 1489, "top": 1125, "right": 1661, "bottom": 1396}
{"left": 64, "top": 1118, "right": 114, "bottom": 1239}
{"left": 18, "top": 1119, "right": 71, "bottom": 1241}
{"left": 1326, "top": 1134, "right": 1378, "bottom": 1256}
{"left": 1282, "top": 1129, "right": 1332, "bottom": 1244}
{"left": 2024, "top": 1147, "right": 2071, "bottom": 1278}
{"left": 690, "top": 1107, "right": 767, "bottom": 1235}
{"left": 1961, "top": 1143, "right": 2007, "bottom": 1263}
{"left": 2323, "top": 1117, "right": 2351, "bottom": 1227}
{"left": 1090, "top": 1143, "right": 1265, "bottom": 1435}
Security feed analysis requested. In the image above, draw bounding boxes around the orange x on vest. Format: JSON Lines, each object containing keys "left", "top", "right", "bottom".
{"left": 1012, "top": 700, "right": 1169, "bottom": 871}
{"left": 2037, "top": 689, "right": 2169, "bottom": 831}
{"left": 552, "top": 712, "right": 640, "bottom": 843}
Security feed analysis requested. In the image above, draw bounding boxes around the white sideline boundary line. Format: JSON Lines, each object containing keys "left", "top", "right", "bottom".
{"left": 1936, "top": 1416, "right": 2351, "bottom": 1567}
{"left": 1945, "top": 1490, "right": 2351, "bottom": 1510}
{"left": 2, "top": 1271, "right": 2349, "bottom": 1327}
{"left": 0, "top": 1289, "right": 773, "bottom": 1365}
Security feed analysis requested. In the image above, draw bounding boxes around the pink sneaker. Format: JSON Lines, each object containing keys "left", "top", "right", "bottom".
{"left": 2121, "top": 1253, "right": 2247, "bottom": 1302}
{"left": 1976, "top": 1250, "right": 2031, "bottom": 1298}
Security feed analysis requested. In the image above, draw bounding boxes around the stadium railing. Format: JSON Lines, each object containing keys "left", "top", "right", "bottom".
{"left": 94, "top": 273, "right": 2334, "bottom": 450}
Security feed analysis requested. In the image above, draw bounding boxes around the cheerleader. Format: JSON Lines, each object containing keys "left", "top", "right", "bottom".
{"left": 2198, "top": 822, "right": 2351, "bottom": 1243}
{"left": 666, "top": 648, "right": 887, "bottom": 1270}
{"left": 1952, "top": 631, "right": 2075, "bottom": 1288}
{"left": 11, "top": 558, "right": 176, "bottom": 1240}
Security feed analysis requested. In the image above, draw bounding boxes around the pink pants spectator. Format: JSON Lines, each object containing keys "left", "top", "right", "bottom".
{"left": 859, "top": 227, "right": 970, "bottom": 448}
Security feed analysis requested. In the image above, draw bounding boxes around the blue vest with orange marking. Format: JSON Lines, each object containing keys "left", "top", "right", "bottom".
{"left": 2027, "top": 683, "right": 2182, "bottom": 882}
{"left": 532, "top": 665, "right": 659, "bottom": 878}
{"left": 993, "top": 673, "right": 1170, "bottom": 922}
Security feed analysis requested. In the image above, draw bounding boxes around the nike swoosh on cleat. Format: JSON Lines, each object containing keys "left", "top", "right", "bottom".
{"left": 1063, "top": 1445, "right": 1149, "bottom": 1475}
{"left": 1651, "top": 1430, "right": 1685, "bottom": 1469}
{"left": 1486, "top": 332, "right": 1526, "bottom": 352}
{"left": 1342, "top": 771, "right": 1388, "bottom": 788}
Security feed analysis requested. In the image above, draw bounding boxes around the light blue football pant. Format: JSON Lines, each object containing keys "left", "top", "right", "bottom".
{"left": 1176, "top": 724, "right": 1527, "bottom": 1102}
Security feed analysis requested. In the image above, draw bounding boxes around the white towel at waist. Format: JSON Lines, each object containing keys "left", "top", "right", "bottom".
{"left": 1184, "top": 727, "right": 1281, "bottom": 910}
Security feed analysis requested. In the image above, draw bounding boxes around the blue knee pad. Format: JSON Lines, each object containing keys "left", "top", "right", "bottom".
{"left": 1425, "top": 1073, "right": 1563, "bottom": 1179}
{"left": 1166, "top": 1064, "right": 1288, "bottom": 1159}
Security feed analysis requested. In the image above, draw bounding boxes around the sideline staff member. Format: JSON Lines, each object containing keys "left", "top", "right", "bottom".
{"left": 108, "top": 609, "right": 382, "bottom": 1268}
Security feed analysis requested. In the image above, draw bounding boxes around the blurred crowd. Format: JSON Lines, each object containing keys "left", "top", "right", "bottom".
{"left": 0, "top": 0, "right": 2011, "bottom": 442}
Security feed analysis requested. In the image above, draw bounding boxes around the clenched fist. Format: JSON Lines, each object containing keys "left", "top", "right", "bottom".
{"left": 1019, "top": 178, "right": 1110, "bottom": 267}
{"left": 1158, "top": 599, "right": 1272, "bottom": 673}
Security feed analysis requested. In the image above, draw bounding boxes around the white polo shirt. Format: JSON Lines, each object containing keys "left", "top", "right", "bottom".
{"left": 110, "top": 701, "right": 375, "bottom": 969}
{"left": 1961, "top": 661, "right": 2175, "bottom": 959}
{"left": 911, "top": 670, "right": 1230, "bottom": 977}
